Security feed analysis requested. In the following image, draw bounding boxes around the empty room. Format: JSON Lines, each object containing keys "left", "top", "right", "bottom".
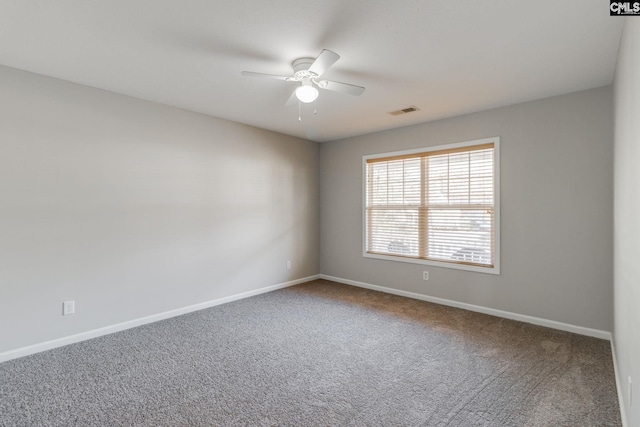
{"left": 1, "top": 1, "right": 638, "bottom": 426}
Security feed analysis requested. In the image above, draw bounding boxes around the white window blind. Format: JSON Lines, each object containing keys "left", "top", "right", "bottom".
{"left": 364, "top": 139, "right": 498, "bottom": 272}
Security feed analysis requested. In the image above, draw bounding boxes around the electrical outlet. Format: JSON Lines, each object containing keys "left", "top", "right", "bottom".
{"left": 62, "top": 300, "right": 75, "bottom": 316}
{"left": 629, "top": 376, "right": 633, "bottom": 406}
{"left": 423, "top": 271, "right": 429, "bottom": 280}
{"left": 286, "top": 260, "right": 291, "bottom": 270}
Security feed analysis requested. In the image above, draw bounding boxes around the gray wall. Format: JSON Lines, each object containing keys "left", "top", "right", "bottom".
{"left": 0, "top": 65, "right": 320, "bottom": 354}
{"left": 320, "top": 86, "right": 613, "bottom": 331}
{"left": 613, "top": 19, "right": 640, "bottom": 427}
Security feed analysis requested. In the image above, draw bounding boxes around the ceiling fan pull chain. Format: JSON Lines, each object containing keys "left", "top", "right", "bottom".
{"left": 298, "top": 101, "right": 302, "bottom": 122}
{"left": 314, "top": 98, "right": 317, "bottom": 115}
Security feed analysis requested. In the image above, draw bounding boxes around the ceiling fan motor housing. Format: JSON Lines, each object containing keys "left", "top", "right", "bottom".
{"left": 292, "top": 58, "right": 318, "bottom": 81}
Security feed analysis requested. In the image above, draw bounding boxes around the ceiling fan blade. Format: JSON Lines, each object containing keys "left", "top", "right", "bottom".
{"left": 241, "top": 71, "right": 293, "bottom": 81}
{"left": 285, "top": 89, "right": 298, "bottom": 107}
{"left": 319, "top": 80, "right": 365, "bottom": 96}
{"left": 308, "top": 49, "right": 340, "bottom": 77}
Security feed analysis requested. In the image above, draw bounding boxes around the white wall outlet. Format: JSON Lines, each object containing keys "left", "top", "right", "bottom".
{"left": 423, "top": 271, "right": 429, "bottom": 280}
{"left": 286, "top": 260, "right": 291, "bottom": 270}
{"left": 629, "top": 376, "right": 633, "bottom": 406}
{"left": 62, "top": 300, "right": 75, "bottom": 316}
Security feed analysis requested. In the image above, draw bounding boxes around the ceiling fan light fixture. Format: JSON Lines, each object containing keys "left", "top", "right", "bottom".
{"left": 295, "top": 85, "right": 319, "bottom": 103}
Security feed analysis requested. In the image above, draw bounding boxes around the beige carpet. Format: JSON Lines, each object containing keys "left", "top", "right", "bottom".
{"left": 0, "top": 279, "right": 621, "bottom": 426}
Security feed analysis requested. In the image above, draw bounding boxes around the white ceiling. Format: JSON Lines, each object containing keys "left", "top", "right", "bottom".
{"left": 0, "top": 1, "right": 624, "bottom": 142}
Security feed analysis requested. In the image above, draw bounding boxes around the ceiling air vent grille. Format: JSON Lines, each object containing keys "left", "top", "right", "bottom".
{"left": 388, "top": 106, "right": 420, "bottom": 116}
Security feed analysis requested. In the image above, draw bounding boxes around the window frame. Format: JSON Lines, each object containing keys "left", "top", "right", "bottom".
{"left": 362, "top": 137, "right": 500, "bottom": 275}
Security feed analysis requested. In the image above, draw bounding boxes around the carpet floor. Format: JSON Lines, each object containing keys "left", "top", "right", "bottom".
{"left": 0, "top": 279, "right": 621, "bottom": 426}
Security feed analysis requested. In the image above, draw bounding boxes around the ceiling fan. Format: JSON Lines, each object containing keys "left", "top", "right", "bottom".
{"left": 241, "top": 49, "right": 365, "bottom": 105}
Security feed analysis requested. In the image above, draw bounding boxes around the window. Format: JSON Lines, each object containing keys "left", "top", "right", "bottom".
{"left": 363, "top": 137, "right": 500, "bottom": 274}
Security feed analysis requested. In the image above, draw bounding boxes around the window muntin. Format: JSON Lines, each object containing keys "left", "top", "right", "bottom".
{"left": 364, "top": 138, "right": 499, "bottom": 274}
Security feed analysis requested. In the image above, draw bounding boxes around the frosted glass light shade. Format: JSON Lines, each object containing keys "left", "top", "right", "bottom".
{"left": 295, "top": 85, "right": 319, "bottom": 103}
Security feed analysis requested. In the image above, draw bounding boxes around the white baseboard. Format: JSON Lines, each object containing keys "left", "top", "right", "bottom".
{"left": 611, "top": 339, "right": 629, "bottom": 427}
{"left": 320, "top": 274, "right": 611, "bottom": 340}
{"left": 0, "top": 275, "right": 320, "bottom": 364}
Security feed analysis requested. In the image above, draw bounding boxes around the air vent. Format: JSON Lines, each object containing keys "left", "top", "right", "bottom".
{"left": 388, "top": 106, "right": 420, "bottom": 116}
